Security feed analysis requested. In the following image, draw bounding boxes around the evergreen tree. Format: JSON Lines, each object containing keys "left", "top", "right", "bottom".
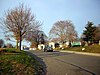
{"left": 83, "top": 21, "right": 96, "bottom": 43}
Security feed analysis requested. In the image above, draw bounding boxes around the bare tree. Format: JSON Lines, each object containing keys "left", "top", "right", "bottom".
{"left": 49, "top": 20, "right": 77, "bottom": 43}
{"left": 6, "top": 43, "right": 13, "bottom": 48}
{"left": 0, "top": 39, "right": 4, "bottom": 48}
{"left": 93, "top": 24, "right": 100, "bottom": 42}
{"left": 25, "top": 30, "right": 47, "bottom": 48}
{"left": 0, "top": 4, "right": 41, "bottom": 50}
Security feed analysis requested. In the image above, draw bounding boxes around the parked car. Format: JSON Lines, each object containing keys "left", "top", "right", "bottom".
{"left": 44, "top": 46, "right": 53, "bottom": 52}
{"left": 24, "top": 47, "right": 29, "bottom": 50}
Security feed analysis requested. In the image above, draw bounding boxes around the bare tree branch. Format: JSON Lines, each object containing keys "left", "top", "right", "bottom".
{"left": 49, "top": 20, "right": 77, "bottom": 43}
{"left": 0, "top": 4, "right": 41, "bottom": 50}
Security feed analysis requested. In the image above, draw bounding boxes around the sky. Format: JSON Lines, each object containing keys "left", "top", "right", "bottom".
{"left": 0, "top": 0, "right": 100, "bottom": 46}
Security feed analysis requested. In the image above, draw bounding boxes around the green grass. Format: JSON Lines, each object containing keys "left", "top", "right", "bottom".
{"left": 0, "top": 48, "right": 44, "bottom": 75}
{"left": 61, "top": 44, "right": 100, "bottom": 53}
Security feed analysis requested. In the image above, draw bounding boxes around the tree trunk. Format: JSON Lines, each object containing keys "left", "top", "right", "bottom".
{"left": 16, "top": 40, "right": 18, "bottom": 49}
{"left": 19, "top": 30, "right": 22, "bottom": 51}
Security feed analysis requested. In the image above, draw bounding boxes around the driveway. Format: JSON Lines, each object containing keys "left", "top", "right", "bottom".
{"left": 29, "top": 50, "right": 100, "bottom": 75}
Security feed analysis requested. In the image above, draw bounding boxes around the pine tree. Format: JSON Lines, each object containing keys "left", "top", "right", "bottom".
{"left": 83, "top": 21, "right": 96, "bottom": 43}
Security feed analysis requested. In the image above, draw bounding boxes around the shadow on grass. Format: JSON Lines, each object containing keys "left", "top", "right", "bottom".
{"left": 26, "top": 51, "right": 47, "bottom": 75}
{"left": 0, "top": 50, "right": 22, "bottom": 55}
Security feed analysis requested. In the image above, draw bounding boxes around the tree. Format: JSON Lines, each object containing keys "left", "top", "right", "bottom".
{"left": 6, "top": 43, "right": 13, "bottom": 48}
{"left": 25, "top": 30, "right": 47, "bottom": 48}
{"left": 93, "top": 24, "right": 100, "bottom": 42}
{"left": 49, "top": 20, "right": 77, "bottom": 43}
{"left": 83, "top": 21, "right": 96, "bottom": 43}
{"left": 0, "top": 4, "right": 41, "bottom": 50}
{"left": 0, "top": 39, "right": 4, "bottom": 48}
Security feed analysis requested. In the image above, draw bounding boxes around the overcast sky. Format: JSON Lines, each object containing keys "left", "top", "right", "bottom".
{"left": 0, "top": 0, "right": 100, "bottom": 45}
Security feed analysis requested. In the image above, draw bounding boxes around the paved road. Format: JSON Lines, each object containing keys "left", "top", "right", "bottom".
{"left": 29, "top": 50, "right": 100, "bottom": 75}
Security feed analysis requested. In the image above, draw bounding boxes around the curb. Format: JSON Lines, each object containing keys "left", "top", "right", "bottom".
{"left": 60, "top": 50, "right": 100, "bottom": 57}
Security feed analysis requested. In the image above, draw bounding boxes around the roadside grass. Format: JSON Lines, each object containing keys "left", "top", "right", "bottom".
{"left": 0, "top": 48, "right": 44, "bottom": 75}
{"left": 60, "top": 44, "right": 100, "bottom": 53}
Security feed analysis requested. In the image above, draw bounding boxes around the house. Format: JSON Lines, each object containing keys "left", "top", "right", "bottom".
{"left": 49, "top": 42, "right": 55, "bottom": 49}
{"left": 38, "top": 42, "right": 55, "bottom": 50}
{"left": 38, "top": 44, "right": 45, "bottom": 50}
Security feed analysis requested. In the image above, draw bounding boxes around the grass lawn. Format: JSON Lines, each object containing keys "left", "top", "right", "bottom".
{"left": 63, "top": 44, "right": 100, "bottom": 53}
{"left": 0, "top": 48, "right": 44, "bottom": 75}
